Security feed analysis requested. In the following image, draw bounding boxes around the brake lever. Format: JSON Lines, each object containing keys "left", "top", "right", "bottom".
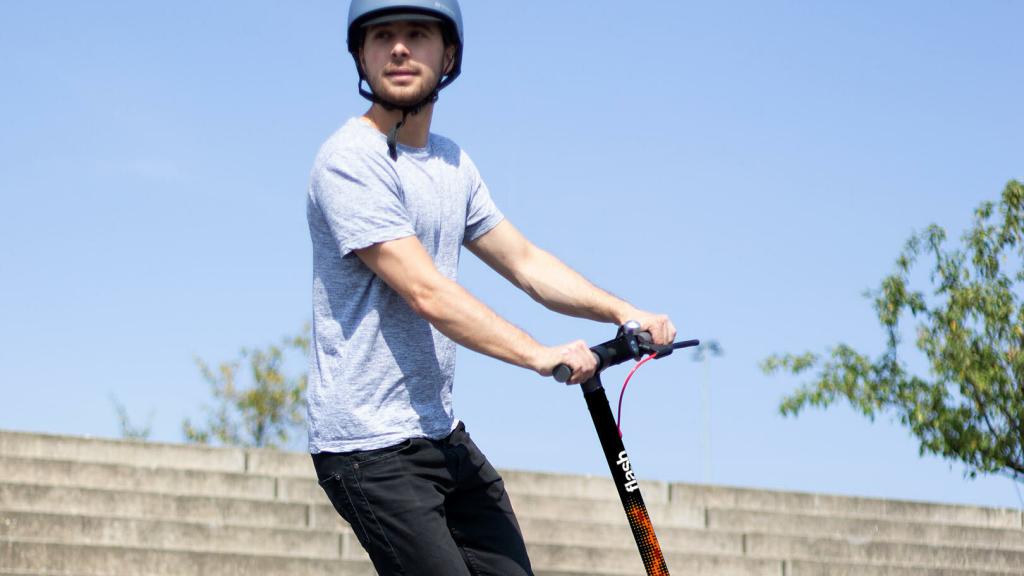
{"left": 639, "top": 339, "right": 701, "bottom": 359}
{"left": 641, "top": 343, "right": 674, "bottom": 358}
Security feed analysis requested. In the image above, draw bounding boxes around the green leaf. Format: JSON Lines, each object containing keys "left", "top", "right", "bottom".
{"left": 763, "top": 180, "right": 1024, "bottom": 484}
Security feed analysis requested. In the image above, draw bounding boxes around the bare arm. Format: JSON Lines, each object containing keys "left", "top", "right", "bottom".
{"left": 354, "top": 235, "right": 597, "bottom": 383}
{"left": 466, "top": 220, "right": 676, "bottom": 344}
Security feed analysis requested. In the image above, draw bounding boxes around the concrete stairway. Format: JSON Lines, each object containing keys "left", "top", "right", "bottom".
{"left": 1, "top": 429, "right": 1022, "bottom": 575}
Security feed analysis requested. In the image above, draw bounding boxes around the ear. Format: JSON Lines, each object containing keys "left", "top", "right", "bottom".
{"left": 442, "top": 46, "right": 456, "bottom": 75}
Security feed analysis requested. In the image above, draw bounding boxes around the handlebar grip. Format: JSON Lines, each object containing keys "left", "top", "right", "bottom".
{"left": 553, "top": 363, "right": 572, "bottom": 383}
{"left": 554, "top": 350, "right": 602, "bottom": 383}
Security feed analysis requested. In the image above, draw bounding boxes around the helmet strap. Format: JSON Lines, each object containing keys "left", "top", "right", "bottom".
{"left": 387, "top": 109, "right": 410, "bottom": 161}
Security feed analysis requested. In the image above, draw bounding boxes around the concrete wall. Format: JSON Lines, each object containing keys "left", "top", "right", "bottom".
{"left": 1, "top": 429, "right": 1022, "bottom": 575}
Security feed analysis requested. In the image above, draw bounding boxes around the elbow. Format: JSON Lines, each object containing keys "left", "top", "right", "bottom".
{"left": 518, "top": 276, "right": 544, "bottom": 304}
{"left": 405, "top": 277, "right": 448, "bottom": 321}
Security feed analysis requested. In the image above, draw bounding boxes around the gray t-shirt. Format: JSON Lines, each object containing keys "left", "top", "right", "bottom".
{"left": 305, "top": 117, "right": 504, "bottom": 454}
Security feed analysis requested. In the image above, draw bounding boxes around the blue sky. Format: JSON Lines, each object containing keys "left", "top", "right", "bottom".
{"left": 2, "top": 1, "right": 1022, "bottom": 509}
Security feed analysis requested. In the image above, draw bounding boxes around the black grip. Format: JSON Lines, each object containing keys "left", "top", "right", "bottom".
{"left": 554, "top": 350, "right": 603, "bottom": 384}
{"left": 553, "top": 363, "right": 572, "bottom": 383}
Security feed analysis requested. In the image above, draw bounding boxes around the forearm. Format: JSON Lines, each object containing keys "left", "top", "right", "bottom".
{"left": 515, "top": 246, "right": 637, "bottom": 325}
{"left": 411, "top": 277, "right": 544, "bottom": 370}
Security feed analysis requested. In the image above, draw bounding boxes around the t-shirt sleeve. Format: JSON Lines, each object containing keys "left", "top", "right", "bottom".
{"left": 463, "top": 155, "right": 505, "bottom": 243}
{"left": 312, "top": 149, "right": 416, "bottom": 256}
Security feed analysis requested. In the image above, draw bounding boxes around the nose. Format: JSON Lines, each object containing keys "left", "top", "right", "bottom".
{"left": 390, "top": 40, "right": 410, "bottom": 60}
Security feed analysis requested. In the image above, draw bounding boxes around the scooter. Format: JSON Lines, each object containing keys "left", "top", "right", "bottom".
{"left": 553, "top": 321, "right": 699, "bottom": 576}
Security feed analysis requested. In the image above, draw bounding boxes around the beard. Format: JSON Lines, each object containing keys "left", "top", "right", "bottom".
{"left": 365, "top": 70, "right": 441, "bottom": 108}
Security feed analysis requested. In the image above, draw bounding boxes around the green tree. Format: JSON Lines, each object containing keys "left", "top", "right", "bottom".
{"left": 763, "top": 180, "right": 1024, "bottom": 482}
{"left": 183, "top": 323, "right": 310, "bottom": 449}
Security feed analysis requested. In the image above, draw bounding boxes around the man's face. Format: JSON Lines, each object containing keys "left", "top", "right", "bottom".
{"left": 359, "top": 19, "right": 455, "bottom": 107}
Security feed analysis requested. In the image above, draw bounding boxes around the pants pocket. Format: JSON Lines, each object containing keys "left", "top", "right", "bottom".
{"left": 318, "top": 473, "right": 368, "bottom": 540}
{"left": 321, "top": 468, "right": 407, "bottom": 575}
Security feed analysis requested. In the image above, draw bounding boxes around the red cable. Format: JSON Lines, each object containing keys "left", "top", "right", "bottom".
{"left": 617, "top": 353, "right": 657, "bottom": 438}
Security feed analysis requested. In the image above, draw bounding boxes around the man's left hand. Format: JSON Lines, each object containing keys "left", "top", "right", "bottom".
{"left": 624, "top": 309, "right": 676, "bottom": 346}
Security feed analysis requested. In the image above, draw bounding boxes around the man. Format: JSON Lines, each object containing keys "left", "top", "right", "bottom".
{"left": 306, "top": 1, "right": 676, "bottom": 574}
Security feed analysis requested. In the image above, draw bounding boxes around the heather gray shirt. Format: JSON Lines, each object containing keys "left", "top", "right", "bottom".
{"left": 306, "top": 117, "right": 503, "bottom": 453}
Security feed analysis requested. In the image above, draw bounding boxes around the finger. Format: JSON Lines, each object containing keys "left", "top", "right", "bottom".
{"left": 650, "top": 317, "right": 664, "bottom": 345}
{"left": 573, "top": 358, "right": 584, "bottom": 384}
{"left": 568, "top": 361, "right": 582, "bottom": 385}
{"left": 574, "top": 364, "right": 591, "bottom": 385}
{"left": 648, "top": 319, "right": 660, "bottom": 344}
{"left": 572, "top": 352, "right": 596, "bottom": 384}
{"left": 580, "top": 361, "right": 595, "bottom": 382}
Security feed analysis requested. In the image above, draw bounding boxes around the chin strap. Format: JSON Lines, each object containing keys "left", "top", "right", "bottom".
{"left": 387, "top": 109, "right": 411, "bottom": 161}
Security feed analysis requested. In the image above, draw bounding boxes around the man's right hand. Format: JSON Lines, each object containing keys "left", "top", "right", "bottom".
{"left": 532, "top": 340, "right": 597, "bottom": 385}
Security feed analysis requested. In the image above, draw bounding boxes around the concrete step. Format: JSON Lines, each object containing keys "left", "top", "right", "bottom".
{"left": 0, "top": 541, "right": 370, "bottom": 576}
{"left": 5, "top": 429, "right": 1016, "bottom": 534}
{"left": 308, "top": 493, "right": 706, "bottom": 533}
{"left": 13, "top": 502, "right": 1015, "bottom": 573}
{"left": 709, "top": 508, "right": 1024, "bottom": 551}
{"left": 277, "top": 472, "right": 667, "bottom": 505}
{"left": 10, "top": 454, "right": 1018, "bottom": 557}
{"left": 0, "top": 436, "right": 667, "bottom": 505}
{"left": 0, "top": 524, "right": 721, "bottom": 576}
{"left": 502, "top": 469, "right": 669, "bottom": 503}
{"left": 0, "top": 431, "right": 244, "bottom": 474}
{"left": 517, "top": 516, "right": 744, "bottom": 556}
{"left": 248, "top": 448, "right": 671, "bottom": 511}
{"left": 0, "top": 478, "right": 702, "bottom": 535}
{"left": 202, "top": 446, "right": 674, "bottom": 505}
{"left": 9, "top": 451, "right": 1018, "bottom": 554}
{"left": 4, "top": 428, "right": 1022, "bottom": 575}
{"left": 0, "top": 572, "right": 627, "bottom": 576}
{"left": 0, "top": 510, "right": 340, "bottom": 559}
{"left": 0, "top": 432, "right": 321, "bottom": 483}
{"left": 0, "top": 539, "right": 781, "bottom": 576}
{"left": 521, "top": 543, "right": 782, "bottom": 576}
{"left": 785, "top": 558, "right": 1024, "bottom": 576}
{"left": 0, "top": 483, "right": 309, "bottom": 529}
{"left": 0, "top": 569, "right": 95, "bottom": 573}
{"left": 0, "top": 452, "right": 671, "bottom": 514}
{"left": 0, "top": 483, "right": 740, "bottom": 564}
{"left": 14, "top": 451, "right": 1016, "bottom": 558}
{"left": 336, "top": 532, "right": 782, "bottom": 576}
{"left": 0, "top": 455, "right": 276, "bottom": 501}
{"left": 0, "top": 505, "right": 739, "bottom": 562}
{"left": 672, "top": 483, "right": 1023, "bottom": 530}
{"left": 748, "top": 532, "right": 1024, "bottom": 573}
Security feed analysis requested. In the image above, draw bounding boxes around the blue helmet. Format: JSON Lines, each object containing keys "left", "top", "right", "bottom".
{"left": 347, "top": 0, "right": 464, "bottom": 92}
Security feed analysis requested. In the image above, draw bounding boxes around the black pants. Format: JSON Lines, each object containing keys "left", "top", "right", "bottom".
{"left": 312, "top": 422, "right": 534, "bottom": 576}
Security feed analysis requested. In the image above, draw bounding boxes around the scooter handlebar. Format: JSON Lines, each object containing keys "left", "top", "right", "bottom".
{"left": 553, "top": 356, "right": 597, "bottom": 383}
{"left": 551, "top": 330, "right": 699, "bottom": 384}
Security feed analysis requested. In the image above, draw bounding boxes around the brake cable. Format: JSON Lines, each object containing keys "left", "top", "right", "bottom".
{"left": 616, "top": 353, "right": 657, "bottom": 438}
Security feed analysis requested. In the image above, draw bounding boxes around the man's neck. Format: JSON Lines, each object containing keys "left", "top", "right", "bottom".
{"left": 363, "top": 103, "right": 435, "bottom": 149}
